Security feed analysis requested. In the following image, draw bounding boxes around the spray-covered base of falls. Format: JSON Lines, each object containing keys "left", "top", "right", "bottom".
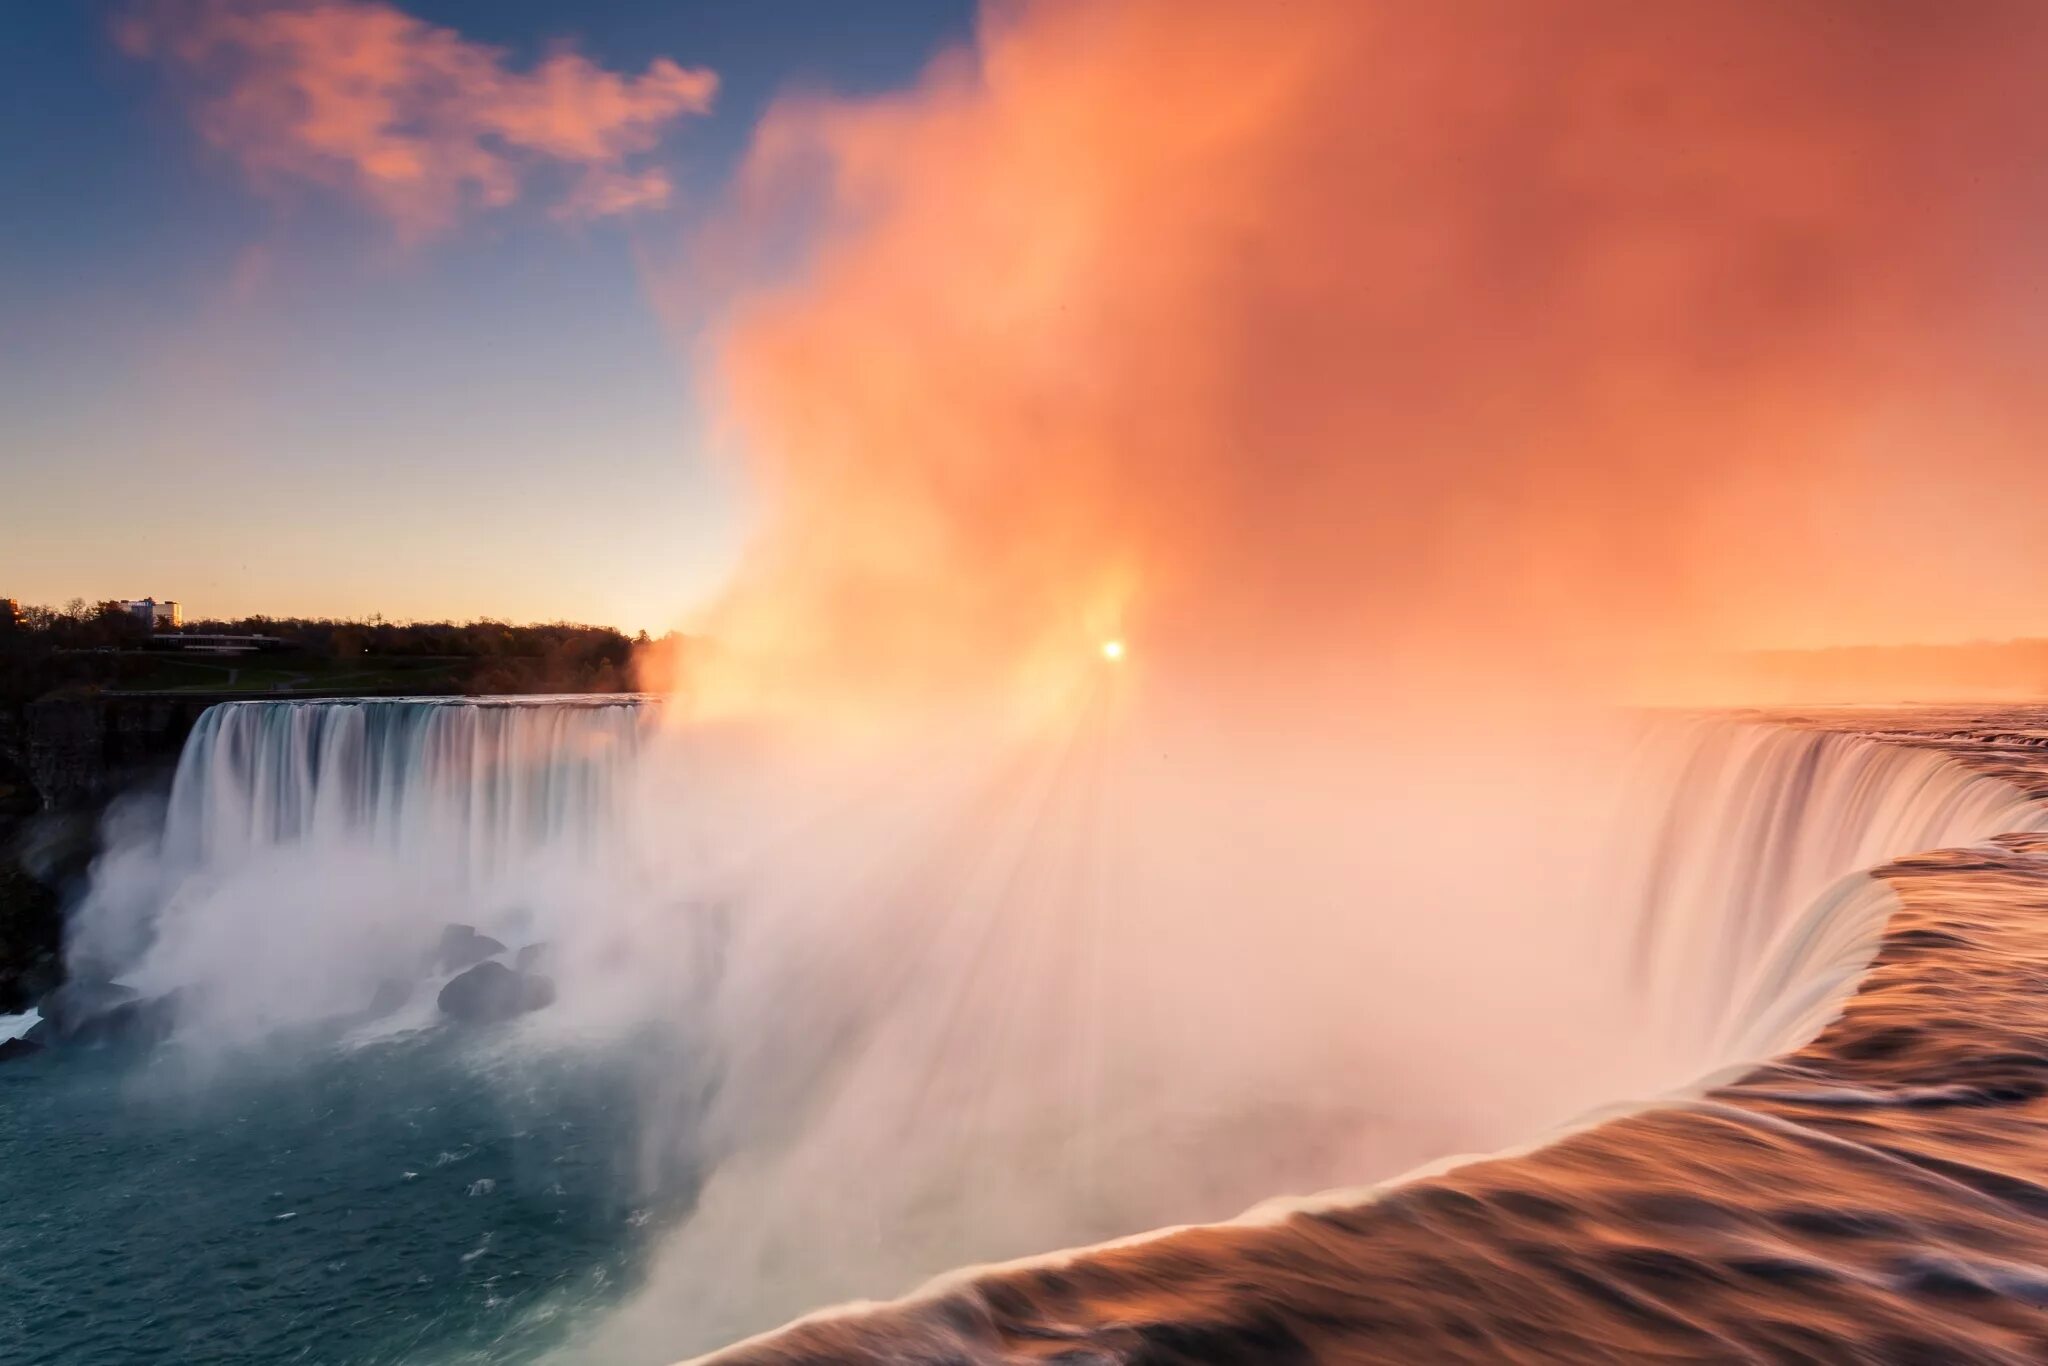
{"left": 41, "top": 697, "right": 2048, "bottom": 1362}
{"left": 72, "top": 697, "right": 659, "bottom": 1039}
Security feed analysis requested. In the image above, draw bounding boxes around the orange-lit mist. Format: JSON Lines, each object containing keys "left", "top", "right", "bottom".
{"left": 571, "top": 5, "right": 2048, "bottom": 1357}
{"left": 559, "top": 1, "right": 2048, "bottom": 1355}
{"left": 667, "top": 0, "right": 2048, "bottom": 722}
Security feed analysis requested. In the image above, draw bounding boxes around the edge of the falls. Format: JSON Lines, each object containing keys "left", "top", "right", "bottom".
{"left": 678, "top": 718, "right": 2048, "bottom": 1365}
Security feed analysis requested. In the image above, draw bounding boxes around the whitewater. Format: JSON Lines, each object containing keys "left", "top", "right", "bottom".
{"left": 8, "top": 699, "right": 2048, "bottom": 1364}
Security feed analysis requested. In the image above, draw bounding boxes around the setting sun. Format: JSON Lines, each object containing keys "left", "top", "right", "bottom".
{"left": 1101, "top": 639, "right": 1125, "bottom": 662}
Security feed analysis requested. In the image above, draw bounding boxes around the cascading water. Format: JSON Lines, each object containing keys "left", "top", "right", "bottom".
{"left": 49, "top": 699, "right": 2048, "bottom": 1364}
{"left": 70, "top": 697, "right": 659, "bottom": 1039}
{"left": 67, "top": 703, "right": 2047, "bottom": 1110}
{"left": 164, "top": 697, "right": 653, "bottom": 879}
{"left": 1620, "top": 716, "right": 2048, "bottom": 1070}
{"left": 571, "top": 709, "right": 2048, "bottom": 1360}
{"left": 658, "top": 714, "right": 2048, "bottom": 1365}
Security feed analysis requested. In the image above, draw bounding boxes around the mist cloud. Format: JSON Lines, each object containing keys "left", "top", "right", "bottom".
{"left": 681, "top": 0, "right": 2048, "bottom": 715}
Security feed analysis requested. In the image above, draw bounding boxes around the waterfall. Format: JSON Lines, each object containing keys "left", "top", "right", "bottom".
{"left": 71, "top": 697, "right": 658, "bottom": 1034}
{"left": 61, "top": 696, "right": 2048, "bottom": 1357}
{"left": 163, "top": 697, "right": 654, "bottom": 882}
{"left": 648, "top": 714, "right": 2048, "bottom": 1364}
{"left": 1622, "top": 716, "right": 2048, "bottom": 1066}
{"left": 78, "top": 702, "right": 2047, "bottom": 1072}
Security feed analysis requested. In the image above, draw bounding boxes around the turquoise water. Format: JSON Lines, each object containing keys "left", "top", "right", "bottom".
{"left": 0, "top": 1032, "right": 686, "bottom": 1366}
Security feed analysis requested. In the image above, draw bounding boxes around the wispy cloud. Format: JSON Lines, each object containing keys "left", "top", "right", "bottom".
{"left": 118, "top": 0, "right": 717, "bottom": 236}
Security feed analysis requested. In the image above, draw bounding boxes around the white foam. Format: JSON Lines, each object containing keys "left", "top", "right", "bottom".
{"left": 0, "top": 1009, "right": 38, "bottom": 1044}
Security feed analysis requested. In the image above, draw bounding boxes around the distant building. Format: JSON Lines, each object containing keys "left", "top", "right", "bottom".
{"left": 121, "top": 598, "right": 182, "bottom": 630}
{"left": 0, "top": 598, "right": 19, "bottom": 630}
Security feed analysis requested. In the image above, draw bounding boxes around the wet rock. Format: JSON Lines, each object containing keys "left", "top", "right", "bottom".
{"left": 437, "top": 960, "right": 555, "bottom": 1025}
{"left": 63, "top": 991, "right": 180, "bottom": 1048}
{"left": 14, "top": 809, "right": 99, "bottom": 893}
{"left": 513, "top": 942, "right": 551, "bottom": 973}
{"left": 35, "top": 980, "right": 178, "bottom": 1048}
{"left": 37, "top": 979, "right": 139, "bottom": 1034}
{"left": 435, "top": 923, "right": 507, "bottom": 974}
{"left": 0, "top": 1036, "right": 43, "bottom": 1063}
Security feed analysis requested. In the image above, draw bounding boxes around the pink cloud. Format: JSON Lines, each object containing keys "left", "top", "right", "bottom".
{"left": 119, "top": 0, "right": 717, "bottom": 235}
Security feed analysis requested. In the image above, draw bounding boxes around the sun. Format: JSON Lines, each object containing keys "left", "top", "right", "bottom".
{"left": 1101, "top": 639, "right": 1125, "bottom": 662}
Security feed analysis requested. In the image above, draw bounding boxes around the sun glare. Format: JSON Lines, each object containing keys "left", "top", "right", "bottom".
{"left": 1101, "top": 639, "right": 1125, "bottom": 661}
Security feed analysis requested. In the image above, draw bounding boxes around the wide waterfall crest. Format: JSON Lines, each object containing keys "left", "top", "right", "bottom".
{"left": 164, "top": 697, "right": 652, "bottom": 879}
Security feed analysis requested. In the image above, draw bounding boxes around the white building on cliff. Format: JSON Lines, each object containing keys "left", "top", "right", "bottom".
{"left": 121, "top": 598, "right": 182, "bottom": 630}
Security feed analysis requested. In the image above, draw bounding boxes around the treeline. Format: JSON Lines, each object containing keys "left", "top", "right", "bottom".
{"left": 0, "top": 600, "right": 681, "bottom": 703}
{"left": 0, "top": 601, "right": 148, "bottom": 705}
{"left": 180, "top": 613, "right": 656, "bottom": 694}
{"left": 4, "top": 600, "right": 151, "bottom": 650}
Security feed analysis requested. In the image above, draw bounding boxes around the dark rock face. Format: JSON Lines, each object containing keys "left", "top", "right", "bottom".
{"left": 513, "top": 942, "right": 551, "bottom": 973}
{"left": 0, "top": 695, "right": 212, "bottom": 1016}
{"left": 17, "top": 697, "right": 207, "bottom": 811}
{"left": 0, "top": 1036, "right": 42, "bottom": 1063}
{"left": 435, "top": 924, "right": 508, "bottom": 974}
{"left": 0, "top": 747, "right": 68, "bottom": 1012}
{"left": 14, "top": 810, "right": 98, "bottom": 893}
{"left": 0, "top": 853, "right": 63, "bottom": 1013}
{"left": 437, "top": 960, "right": 556, "bottom": 1025}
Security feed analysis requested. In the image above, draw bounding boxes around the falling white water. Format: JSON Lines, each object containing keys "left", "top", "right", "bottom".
{"left": 663, "top": 718, "right": 2048, "bottom": 1366}
{"left": 164, "top": 697, "right": 653, "bottom": 878}
{"left": 1621, "top": 716, "right": 2048, "bottom": 1067}
{"left": 71, "top": 697, "right": 659, "bottom": 1040}
{"left": 62, "top": 698, "right": 2048, "bottom": 1362}
{"left": 578, "top": 710, "right": 2048, "bottom": 1362}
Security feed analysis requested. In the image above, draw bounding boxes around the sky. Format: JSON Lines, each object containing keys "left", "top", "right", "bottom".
{"left": 9, "top": 0, "right": 2048, "bottom": 667}
{"left": 0, "top": 0, "right": 973, "bottom": 634}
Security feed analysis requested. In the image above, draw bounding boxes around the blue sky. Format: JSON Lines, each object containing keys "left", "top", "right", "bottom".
{"left": 0, "top": 0, "right": 976, "bottom": 632}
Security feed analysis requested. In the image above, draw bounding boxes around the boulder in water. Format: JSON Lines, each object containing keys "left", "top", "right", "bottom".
{"left": 0, "top": 1036, "right": 43, "bottom": 1063}
{"left": 67, "top": 991, "right": 181, "bottom": 1049}
{"left": 35, "top": 981, "right": 179, "bottom": 1049}
{"left": 513, "top": 942, "right": 551, "bottom": 973}
{"left": 437, "top": 961, "right": 555, "bottom": 1025}
{"left": 37, "top": 979, "right": 139, "bottom": 1035}
{"left": 435, "top": 924, "right": 507, "bottom": 974}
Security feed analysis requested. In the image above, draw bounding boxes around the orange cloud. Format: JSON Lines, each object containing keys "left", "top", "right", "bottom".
{"left": 679, "top": 0, "right": 2048, "bottom": 716}
{"left": 119, "top": 0, "right": 716, "bottom": 235}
